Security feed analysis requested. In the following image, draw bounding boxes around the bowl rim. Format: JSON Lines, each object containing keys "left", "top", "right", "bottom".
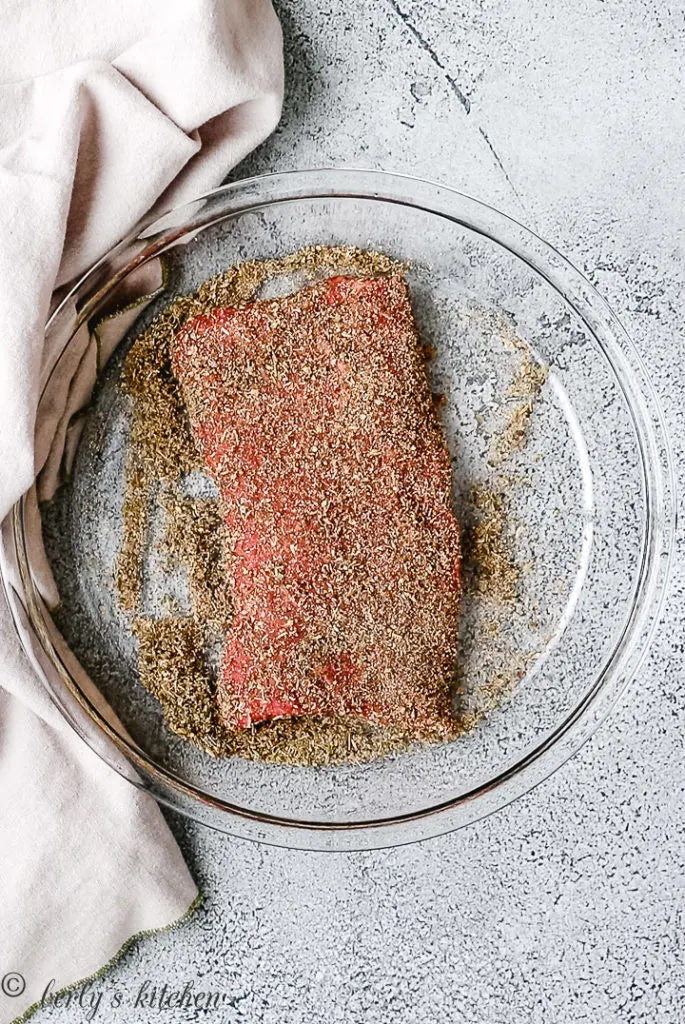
{"left": 3, "top": 167, "right": 677, "bottom": 850}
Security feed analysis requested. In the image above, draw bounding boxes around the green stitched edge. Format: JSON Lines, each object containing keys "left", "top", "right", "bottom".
{"left": 16, "top": 262, "right": 200, "bottom": 1024}
{"left": 9, "top": 892, "right": 203, "bottom": 1024}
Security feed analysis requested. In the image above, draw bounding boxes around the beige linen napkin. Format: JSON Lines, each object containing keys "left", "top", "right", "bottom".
{"left": 0, "top": 2, "right": 283, "bottom": 1021}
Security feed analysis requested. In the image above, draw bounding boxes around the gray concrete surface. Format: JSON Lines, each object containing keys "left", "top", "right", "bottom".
{"left": 31, "top": 1, "right": 685, "bottom": 1021}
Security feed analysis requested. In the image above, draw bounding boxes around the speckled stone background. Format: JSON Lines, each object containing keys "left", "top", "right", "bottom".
{"left": 29, "top": 2, "right": 685, "bottom": 1022}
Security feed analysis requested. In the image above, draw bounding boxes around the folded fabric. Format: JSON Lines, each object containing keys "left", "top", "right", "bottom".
{"left": 0, "top": 3, "right": 283, "bottom": 1022}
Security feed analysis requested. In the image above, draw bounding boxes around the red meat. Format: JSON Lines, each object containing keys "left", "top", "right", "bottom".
{"left": 171, "top": 274, "right": 461, "bottom": 733}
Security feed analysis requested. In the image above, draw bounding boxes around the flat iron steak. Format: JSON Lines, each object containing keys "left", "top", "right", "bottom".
{"left": 171, "top": 274, "right": 461, "bottom": 734}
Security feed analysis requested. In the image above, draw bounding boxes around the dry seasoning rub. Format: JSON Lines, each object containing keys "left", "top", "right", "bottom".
{"left": 117, "top": 248, "right": 537, "bottom": 765}
{"left": 120, "top": 247, "right": 468, "bottom": 764}
{"left": 171, "top": 274, "right": 462, "bottom": 735}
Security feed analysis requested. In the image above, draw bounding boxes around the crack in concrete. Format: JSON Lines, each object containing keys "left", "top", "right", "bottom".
{"left": 478, "top": 125, "right": 527, "bottom": 213}
{"left": 385, "top": 0, "right": 531, "bottom": 220}
{"left": 385, "top": 0, "right": 471, "bottom": 113}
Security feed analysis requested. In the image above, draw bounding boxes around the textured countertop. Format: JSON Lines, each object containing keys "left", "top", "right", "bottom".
{"left": 34, "top": 2, "right": 685, "bottom": 1021}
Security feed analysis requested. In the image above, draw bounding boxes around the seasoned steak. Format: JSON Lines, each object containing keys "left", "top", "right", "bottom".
{"left": 171, "top": 275, "right": 461, "bottom": 734}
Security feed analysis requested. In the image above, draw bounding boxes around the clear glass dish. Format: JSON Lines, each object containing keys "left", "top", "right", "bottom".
{"left": 0, "top": 169, "right": 675, "bottom": 850}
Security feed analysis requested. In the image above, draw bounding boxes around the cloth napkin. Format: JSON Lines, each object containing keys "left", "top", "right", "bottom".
{"left": 0, "top": 3, "right": 283, "bottom": 1022}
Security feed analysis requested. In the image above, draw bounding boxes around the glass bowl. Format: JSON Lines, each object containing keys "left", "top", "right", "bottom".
{"left": 0, "top": 169, "right": 675, "bottom": 850}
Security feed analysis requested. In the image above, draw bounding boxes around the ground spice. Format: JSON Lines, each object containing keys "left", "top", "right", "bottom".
{"left": 159, "top": 491, "right": 232, "bottom": 630}
{"left": 116, "top": 247, "right": 546, "bottom": 765}
{"left": 132, "top": 616, "right": 229, "bottom": 756}
{"left": 491, "top": 329, "right": 549, "bottom": 464}
{"left": 119, "top": 246, "right": 462, "bottom": 764}
{"left": 461, "top": 486, "right": 517, "bottom": 602}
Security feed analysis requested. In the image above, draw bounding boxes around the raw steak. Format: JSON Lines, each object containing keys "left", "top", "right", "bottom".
{"left": 171, "top": 274, "right": 461, "bottom": 734}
